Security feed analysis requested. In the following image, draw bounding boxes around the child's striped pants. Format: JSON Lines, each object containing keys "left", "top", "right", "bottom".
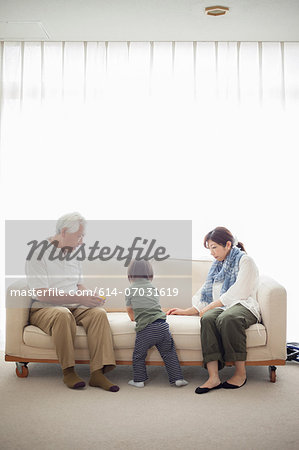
{"left": 132, "top": 319, "right": 183, "bottom": 383}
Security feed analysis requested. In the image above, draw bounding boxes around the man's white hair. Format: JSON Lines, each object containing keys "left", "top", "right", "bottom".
{"left": 56, "top": 212, "right": 86, "bottom": 234}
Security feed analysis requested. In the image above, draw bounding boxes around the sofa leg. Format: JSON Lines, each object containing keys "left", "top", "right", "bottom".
{"left": 15, "top": 362, "right": 29, "bottom": 378}
{"left": 268, "top": 365, "right": 277, "bottom": 383}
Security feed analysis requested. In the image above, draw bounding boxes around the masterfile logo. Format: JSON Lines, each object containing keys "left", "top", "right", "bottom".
{"left": 26, "top": 237, "right": 170, "bottom": 267}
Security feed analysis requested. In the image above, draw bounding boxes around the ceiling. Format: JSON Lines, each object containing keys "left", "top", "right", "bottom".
{"left": 0, "top": 0, "right": 299, "bottom": 42}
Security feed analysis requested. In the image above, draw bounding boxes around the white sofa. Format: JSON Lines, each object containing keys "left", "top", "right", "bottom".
{"left": 5, "top": 259, "right": 287, "bottom": 382}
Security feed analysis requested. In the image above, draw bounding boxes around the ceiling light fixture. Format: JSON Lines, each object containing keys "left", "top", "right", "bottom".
{"left": 205, "top": 6, "right": 229, "bottom": 16}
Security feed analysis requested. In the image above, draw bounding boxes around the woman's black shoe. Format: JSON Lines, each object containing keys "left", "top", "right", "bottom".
{"left": 195, "top": 383, "right": 222, "bottom": 394}
{"left": 222, "top": 378, "right": 247, "bottom": 389}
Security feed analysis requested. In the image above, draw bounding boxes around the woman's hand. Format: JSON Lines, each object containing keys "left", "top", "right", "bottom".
{"left": 166, "top": 308, "right": 186, "bottom": 315}
{"left": 199, "top": 300, "right": 224, "bottom": 317}
{"left": 166, "top": 307, "right": 199, "bottom": 316}
{"left": 199, "top": 307, "right": 208, "bottom": 318}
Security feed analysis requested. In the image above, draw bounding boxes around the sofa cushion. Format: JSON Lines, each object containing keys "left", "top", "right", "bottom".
{"left": 23, "top": 312, "right": 266, "bottom": 351}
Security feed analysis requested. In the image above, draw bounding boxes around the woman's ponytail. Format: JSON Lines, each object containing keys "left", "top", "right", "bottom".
{"left": 204, "top": 227, "right": 247, "bottom": 253}
{"left": 236, "top": 241, "right": 246, "bottom": 252}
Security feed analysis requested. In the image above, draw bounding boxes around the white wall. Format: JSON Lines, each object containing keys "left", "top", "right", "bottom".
{"left": 0, "top": 41, "right": 298, "bottom": 348}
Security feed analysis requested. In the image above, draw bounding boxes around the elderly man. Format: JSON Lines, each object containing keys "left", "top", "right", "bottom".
{"left": 25, "top": 212, "right": 119, "bottom": 392}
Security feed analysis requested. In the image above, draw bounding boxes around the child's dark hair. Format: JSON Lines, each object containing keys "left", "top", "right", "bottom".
{"left": 203, "top": 226, "right": 246, "bottom": 252}
{"left": 127, "top": 259, "right": 154, "bottom": 282}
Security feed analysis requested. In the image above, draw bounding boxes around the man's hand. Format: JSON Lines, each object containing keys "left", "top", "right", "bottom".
{"left": 80, "top": 296, "right": 106, "bottom": 308}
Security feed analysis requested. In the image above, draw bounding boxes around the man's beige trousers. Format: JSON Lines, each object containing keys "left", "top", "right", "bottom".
{"left": 30, "top": 303, "right": 116, "bottom": 372}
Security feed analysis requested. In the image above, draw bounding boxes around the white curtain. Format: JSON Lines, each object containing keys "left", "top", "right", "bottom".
{"left": 1, "top": 41, "right": 299, "bottom": 345}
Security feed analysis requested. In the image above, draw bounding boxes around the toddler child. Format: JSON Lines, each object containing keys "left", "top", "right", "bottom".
{"left": 125, "top": 259, "right": 188, "bottom": 388}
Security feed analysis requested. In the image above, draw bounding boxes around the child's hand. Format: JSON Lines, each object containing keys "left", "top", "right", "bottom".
{"left": 126, "top": 306, "right": 134, "bottom": 321}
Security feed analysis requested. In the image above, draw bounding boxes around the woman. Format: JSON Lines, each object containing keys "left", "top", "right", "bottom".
{"left": 167, "top": 226, "right": 261, "bottom": 394}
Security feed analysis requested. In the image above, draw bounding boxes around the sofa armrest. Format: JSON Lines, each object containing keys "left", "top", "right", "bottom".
{"left": 257, "top": 275, "right": 287, "bottom": 360}
{"left": 6, "top": 281, "right": 32, "bottom": 357}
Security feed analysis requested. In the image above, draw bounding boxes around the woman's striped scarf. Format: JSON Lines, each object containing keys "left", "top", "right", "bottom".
{"left": 200, "top": 246, "right": 245, "bottom": 304}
